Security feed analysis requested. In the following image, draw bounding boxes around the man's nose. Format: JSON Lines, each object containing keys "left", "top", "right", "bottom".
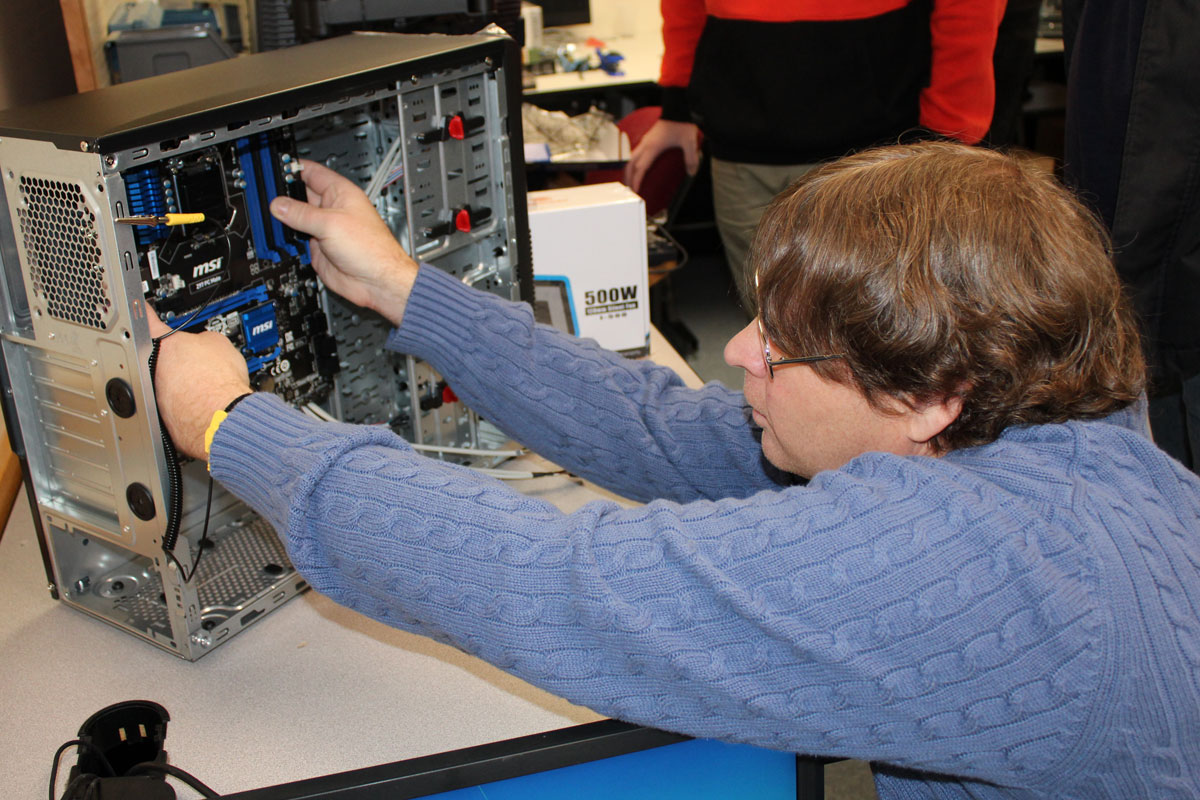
{"left": 724, "top": 320, "right": 765, "bottom": 378}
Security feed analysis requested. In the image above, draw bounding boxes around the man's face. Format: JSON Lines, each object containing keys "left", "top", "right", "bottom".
{"left": 724, "top": 320, "right": 948, "bottom": 478}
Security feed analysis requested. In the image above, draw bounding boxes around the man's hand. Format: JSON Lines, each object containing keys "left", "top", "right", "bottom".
{"left": 624, "top": 119, "right": 701, "bottom": 194}
{"left": 270, "top": 159, "right": 419, "bottom": 327}
{"left": 148, "top": 309, "right": 251, "bottom": 461}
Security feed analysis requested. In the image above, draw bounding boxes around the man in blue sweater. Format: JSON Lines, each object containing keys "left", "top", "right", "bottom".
{"left": 149, "top": 142, "right": 1200, "bottom": 798}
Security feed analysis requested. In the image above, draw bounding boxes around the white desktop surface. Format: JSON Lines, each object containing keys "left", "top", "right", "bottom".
{"left": 1, "top": 326, "right": 705, "bottom": 798}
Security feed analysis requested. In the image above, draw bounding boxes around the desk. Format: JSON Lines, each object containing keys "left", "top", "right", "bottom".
{"left": 0, "top": 409, "right": 21, "bottom": 530}
{"left": 523, "top": 0, "right": 663, "bottom": 102}
{"left": 524, "top": 28, "right": 661, "bottom": 97}
{"left": 1, "top": 328, "right": 703, "bottom": 798}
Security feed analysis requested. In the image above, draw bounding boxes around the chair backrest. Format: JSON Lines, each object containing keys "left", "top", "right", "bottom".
{"left": 586, "top": 106, "right": 691, "bottom": 218}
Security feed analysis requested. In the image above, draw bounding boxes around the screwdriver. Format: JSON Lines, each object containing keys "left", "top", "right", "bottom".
{"left": 115, "top": 213, "right": 206, "bottom": 226}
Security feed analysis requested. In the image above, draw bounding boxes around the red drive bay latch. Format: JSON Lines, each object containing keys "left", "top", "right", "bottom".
{"left": 415, "top": 112, "right": 491, "bottom": 238}
{"left": 424, "top": 205, "right": 492, "bottom": 238}
{"left": 417, "top": 114, "right": 486, "bottom": 144}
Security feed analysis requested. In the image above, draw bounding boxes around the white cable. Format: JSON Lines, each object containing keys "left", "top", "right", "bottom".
{"left": 366, "top": 134, "right": 405, "bottom": 203}
{"left": 303, "top": 403, "right": 527, "bottom": 459}
{"left": 410, "top": 442, "right": 527, "bottom": 458}
{"left": 297, "top": 404, "right": 556, "bottom": 478}
{"left": 469, "top": 467, "right": 563, "bottom": 480}
{"left": 302, "top": 402, "right": 336, "bottom": 422}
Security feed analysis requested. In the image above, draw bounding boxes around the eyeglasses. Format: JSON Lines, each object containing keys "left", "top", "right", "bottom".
{"left": 756, "top": 316, "right": 846, "bottom": 378}
{"left": 753, "top": 273, "right": 844, "bottom": 377}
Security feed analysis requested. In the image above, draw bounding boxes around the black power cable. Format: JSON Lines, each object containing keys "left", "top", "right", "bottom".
{"left": 127, "top": 762, "right": 221, "bottom": 798}
{"left": 146, "top": 335, "right": 186, "bottom": 558}
{"left": 147, "top": 228, "right": 233, "bottom": 582}
{"left": 49, "top": 702, "right": 222, "bottom": 799}
{"left": 49, "top": 739, "right": 114, "bottom": 800}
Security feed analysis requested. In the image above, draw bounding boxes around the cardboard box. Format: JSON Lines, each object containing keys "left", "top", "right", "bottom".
{"left": 528, "top": 182, "right": 650, "bottom": 356}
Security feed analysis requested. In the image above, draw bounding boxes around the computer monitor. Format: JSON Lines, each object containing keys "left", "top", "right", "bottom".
{"left": 528, "top": 0, "right": 591, "bottom": 27}
{"left": 221, "top": 720, "right": 808, "bottom": 800}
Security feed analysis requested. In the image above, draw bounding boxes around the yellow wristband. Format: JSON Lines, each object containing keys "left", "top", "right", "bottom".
{"left": 203, "top": 393, "right": 252, "bottom": 470}
{"left": 203, "top": 410, "right": 228, "bottom": 470}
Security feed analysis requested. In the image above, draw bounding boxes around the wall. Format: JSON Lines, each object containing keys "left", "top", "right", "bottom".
{"left": 0, "top": 0, "right": 77, "bottom": 110}
{"left": 586, "top": 0, "right": 662, "bottom": 40}
{"left": 4, "top": 1, "right": 636, "bottom": 102}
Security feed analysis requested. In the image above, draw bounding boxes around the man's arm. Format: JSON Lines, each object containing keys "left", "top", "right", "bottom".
{"left": 150, "top": 159, "right": 776, "bottom": 497}
{"left": 154, "top": 155, "right": 1101, "bottom": 787}
{"left": 389, "top": 264, "right": 777, "bottom": 503}
{"left": 268, "top": 159, "right": 417, "bottom": 327}
{"left": 147, "top": 310, "right": 253, "bottom": 459}
{"left": 150, "top": 159, "right": 420, "bottom": 459}
{"left": 658, "top": 0, "right": 708, "bottom": 120}
{"left": 211, "top": 400, "right": 1098, "bottom": 789}
{"left": 921, "top": 0, "right": 1005, "bottom": 143}
{"left": 626, "top": 0, "right": 707, "bottom": 191}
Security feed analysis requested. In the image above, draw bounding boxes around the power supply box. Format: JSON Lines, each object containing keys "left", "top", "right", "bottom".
{"left": 0, "top": 31, "right": 531, "bottom": 659}
{"left": 529, "top": 182, "right": 649, "bottom": 356}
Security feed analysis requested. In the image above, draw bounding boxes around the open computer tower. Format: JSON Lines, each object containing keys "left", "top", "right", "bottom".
{"left": 0, "top": 31, "right": 531, "bottom": 659}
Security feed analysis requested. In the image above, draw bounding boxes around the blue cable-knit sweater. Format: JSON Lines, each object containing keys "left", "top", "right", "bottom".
{"left": 212, "top": 265, "right": 1200, "bottom": 798}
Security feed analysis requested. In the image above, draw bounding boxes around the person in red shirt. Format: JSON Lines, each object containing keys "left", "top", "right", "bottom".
{"left": 626, "top": 0, "right": 1004, "bottom": 313}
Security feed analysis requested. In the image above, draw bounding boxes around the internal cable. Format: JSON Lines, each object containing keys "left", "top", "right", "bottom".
{"left": 364, "top": 132, "right": 406, "bottom": 204}
{"left": 471, "top": 466, "right": 566, "bottom": 480}
{"left": 300, "top": 401, "right": 336, "bottom": 422}
{"left": 408, "top": 442, "right": 528, "bottom": 459}
{"left": 302, "top": 402, "right": 527, "bottom": 457}
{"left": 298, "top": 403, "right": 551, "bottom": 479}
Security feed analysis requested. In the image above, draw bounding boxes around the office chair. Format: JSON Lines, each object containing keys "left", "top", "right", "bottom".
{"left": 586, "top": 105, "right": 692, "bottom": 217}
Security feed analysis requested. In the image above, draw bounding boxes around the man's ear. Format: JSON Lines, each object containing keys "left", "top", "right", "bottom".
{"left": 905, "top": 392, "right": 964, "bottom": 446}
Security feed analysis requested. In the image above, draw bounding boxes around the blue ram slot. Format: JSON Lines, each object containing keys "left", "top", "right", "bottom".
{"left": 254, "top": 134, "right": 301, "bottom": 261}
{"left": 236, "top": 138, "right": 280, "bottom": 263}
{"left": 166, "top": 285, "right": 270, "bottom": 330}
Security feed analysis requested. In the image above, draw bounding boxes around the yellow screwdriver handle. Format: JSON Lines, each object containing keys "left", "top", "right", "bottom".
{"left": 163, "top": 213, "right": 205, "bottom": 226}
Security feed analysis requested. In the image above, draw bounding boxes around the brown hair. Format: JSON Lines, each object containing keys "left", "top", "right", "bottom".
{"left": 751, "top": 141, "right": 1146, "bottom": 452}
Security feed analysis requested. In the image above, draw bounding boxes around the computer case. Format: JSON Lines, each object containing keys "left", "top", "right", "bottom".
{"left": 0, "top": 31, "right": 531, "bottom": 659}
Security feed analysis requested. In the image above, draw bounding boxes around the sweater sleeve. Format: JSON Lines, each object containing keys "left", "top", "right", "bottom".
{"left": 209, "top": 398, "right": 1102, "bottom": 788}
{"left": 658, "top": 0, "right": 709, "bottom": 120}
{"left": 386, "top": 264, "right": 783, "bottom": 503}
{"left": 922, "top": 0, "right": 1005, "bottom": 143}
